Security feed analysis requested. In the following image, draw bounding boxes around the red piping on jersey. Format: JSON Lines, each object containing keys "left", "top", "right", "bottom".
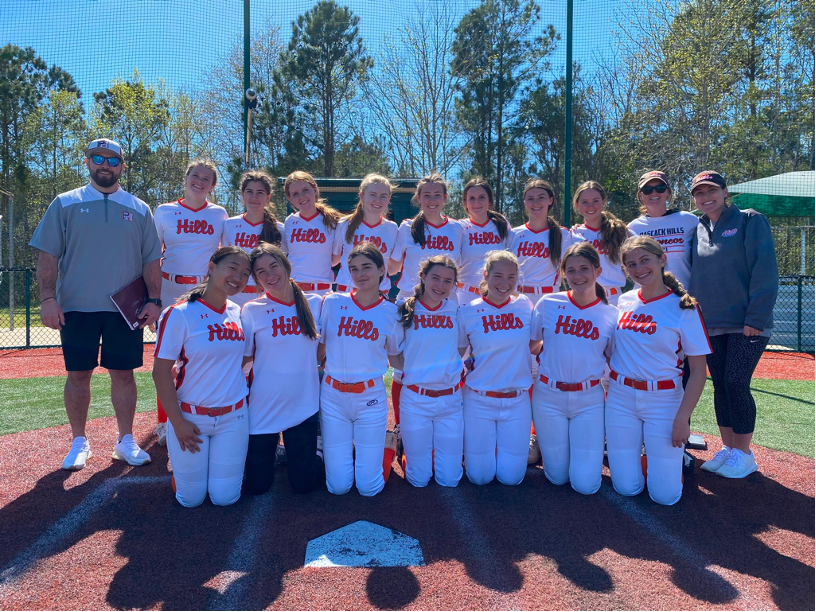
{"left": 361, "top": 218, "right": 383, "bottom": 229}
{"left": 424, "top": 216, "right": 448, "bottom": 229}
{"left": 175, "top": 347, "right": 188, "bottom": 390}
{"left": 266, "top": 293, "right": 296, "bottom": 307}
{"left": 524, "top": 222, "right": 550, "bottom": 234}
{"left": 583, "top": 224, "right": 600, "bottom": 232}
{"left": 351, "top": 290, "right": 384, "bottom": 311}
{"left": 418, "top": 298, "right": 443, "bottom": 311}
{"left": 177, "top": 198, "right": 209, "bottom": 213}
{"left": 637, "top": 288, "right": 672, "bottom": 304}
{"left": 695, "top": 303, "right": 713, "bottom": 351}
{"left": 299, "top": 210, "right": 320, "bottom": 222}
{"left": 242, "top": 213, "right": 263, "bottom": 227}
{"left": 567, "top": 291, "right": 601, "bottom": 310}
{"left": 154, "top": 305, "right": 177, "bottom": 355}
{"left": 468, "top": 217, "right": 491, "bottom": 227}
{"left": 197, "top": 298, "right": 227, "bottom": 314}
{"left": 482, "top": 296, "right": 512, "bottom": 309}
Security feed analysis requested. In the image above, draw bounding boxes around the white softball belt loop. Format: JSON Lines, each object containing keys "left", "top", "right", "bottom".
{"left": 538, "top": 374, "right": 601, "bottom": 392}
{"left": 609, "top": 370, "right": 682, "bottom": 392}
{"left": 517, "top": 285, "right": 555, "bottom": 295}
{"left": 162, "top": 272, "right": 205, "bottom": 285}
{"left": 457, "top": 282, "right": 481, "bottom": 295}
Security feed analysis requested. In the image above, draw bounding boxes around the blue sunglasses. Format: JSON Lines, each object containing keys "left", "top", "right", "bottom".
{"left": 91, "top": 154, "right": 121, "bottom": 168}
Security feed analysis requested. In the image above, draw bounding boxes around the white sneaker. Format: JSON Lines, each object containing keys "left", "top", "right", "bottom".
{"left": 112, "top": 434, "right": 151, "bottom": 466}
{"left": 716, "top": 448, "right": 758, "bottom": 479}
{"left": 154, "top": 422, "right": 167, "bottom": 447}
{"left": 701, "top": 446, "right": 731, "bottom": 473}
{"left": 62, "top": 436, "right": 92, "bottom": 471}
{"left": 527, "top": 434, "right": 541, "bottom": 465}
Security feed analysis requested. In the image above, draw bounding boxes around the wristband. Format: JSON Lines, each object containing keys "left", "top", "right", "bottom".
{"left": 41, "top": 297, "right": 56, "bottom": 304}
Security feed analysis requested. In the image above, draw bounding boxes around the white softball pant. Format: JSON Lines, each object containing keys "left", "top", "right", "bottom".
{"left": 605, "top": 382, "right": 685, "bottom": 506}
{"left": 166, "top": 407, "right": 249, "bottom": 508}
{"left": 400, "top": 387, "right": 464, "bottom": 487}
{"left": 160, "top": 278, "right": 193, "bottom": 308}
{"left": 320, "top": 378, "right": 388, "bottom": 496}
{"left": 462, "top": 386, "right": 531, "bottom": 486}
{"left": 531, "top": 382, "right": 605, "bottom": 495}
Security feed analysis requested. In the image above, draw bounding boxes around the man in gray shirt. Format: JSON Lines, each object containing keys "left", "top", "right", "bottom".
{"left": 29, "top": 138, "right": 164, "bottom": 471}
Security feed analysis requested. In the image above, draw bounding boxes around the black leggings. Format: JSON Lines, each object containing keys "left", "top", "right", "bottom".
{"left": 244, "top": 412, "right": 324, "bottom": 495}
{"left": 706, "top": 333, "right": 769, "bottom": 435}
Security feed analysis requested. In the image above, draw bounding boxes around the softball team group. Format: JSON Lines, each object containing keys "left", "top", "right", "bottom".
{"left": 150, "top": 163, "right": 778, "bottom": 509}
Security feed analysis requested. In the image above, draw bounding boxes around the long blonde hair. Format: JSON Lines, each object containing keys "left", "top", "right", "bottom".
{"left": 620, "top": 236, "right": 696, "bottom": 309}
{"left": 572, "top": 180, "right": 629, "bottom": 265}
{"left": 284, "top": 170, "right": 341, "bottom": 230}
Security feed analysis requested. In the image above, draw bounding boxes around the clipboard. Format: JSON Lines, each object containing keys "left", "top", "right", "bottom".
{"left": 110, "top": 276, "right": 148, "bottom": 330}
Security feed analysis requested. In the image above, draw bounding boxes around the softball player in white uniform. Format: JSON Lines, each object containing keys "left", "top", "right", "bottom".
{"left": 319, "top": 242, "right": 402, "bottom": 496}
{"left": 152, "top": 246, "right": 251, "bottom": 507}
{"left": 222, "top": 170, "right": 286, "bottom": 308}
{"left": 456, "top": 178, "right": 511, "bottom": 306}
{"left": 530, "top": 242, "right": 617, "bottom": 495}
{"left": 458, "top": 251, "right": 534, "bottom": 486}
{"left": 393, "top": 256, "right": 465, "bottom": 487}
{"left": 606, "top": 236, "right": 711, "bottom": 505}
{"left": 283, "top": 171, "right": 342, "bottom": 296}
{"left": 333, "top": 174, "right": 398, "bottom": 294}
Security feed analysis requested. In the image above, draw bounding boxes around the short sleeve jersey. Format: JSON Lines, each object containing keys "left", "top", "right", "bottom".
{"left": 153, "top": 199, "right": 228, "bottom": 276}
{"left": 154, "top": 298, "right": 248, "bottom": 407}
{"left": 509, "top": 223, "right": 575, "bottom": 288}
{"left": 241, "top": 293, "right": 322, "bottom": 434}
{"left": 457, "top": 294, "right": 534, "bottom": 392}
{"left": 532, "top": 292, "right": 618, "bottom": 383}
{"left": 572, "top": 224, "right": 636, "bottom": 291}
{"left": 28, "top": 184, "right": 162, "bottom": 313}
{"left": 332, "top": 217, "right": 398, "bottom": 291}
{"left": 319, "top": 291, "right": 401, "bottom": 382}
{"left": 457, "top": 217, "right": 511, "bottom": 288}
{"left": 610, "top": 289, "right": 712, "bottom": 381}
{"left": 221, "top": 214, "right": 287, "bottom": 287}
{"left": 627, "top": 211, "right": 699, "bottom": 289}
{"left": 392, "top": 217, "right": 463, "bottom": 291}
{"left": 399, "top": 298, "right": 463, "bottom": 390}
{"left": 283, "top": 211, "right": 337, "bottom": 284}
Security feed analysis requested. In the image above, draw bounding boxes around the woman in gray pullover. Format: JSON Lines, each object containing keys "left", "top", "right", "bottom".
{"left": 688, "top": 171, "right": 778, "bottom": 479}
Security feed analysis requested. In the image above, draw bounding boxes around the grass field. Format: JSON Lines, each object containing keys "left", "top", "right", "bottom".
{"left": 1, "top": 372, "right": 812, "bottom": 457}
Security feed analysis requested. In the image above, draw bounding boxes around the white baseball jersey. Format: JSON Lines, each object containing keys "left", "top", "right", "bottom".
{"left": 399, "top": 298, "right": 462, "bottom": 390}
{"left": 221, "top": 214, "right": 287, "bottom": 288}
{"left": 319, "top": 291, "right": 401, "bottom": 382}
{"left": 610, "top": 289, "right": 712, "bottom": 381}
{"left": 458, "top": 295, "right": 534, "bottom": 391}
{"left": 572, "top": 224, "right": 636, "bottom": 291}
{"left": 392, "top": 217, "right": 463, "bottom": 291}
{"left": 154, "top": 199, "right": 228, "bottom": 276}
{"left": 155, "top": 298, "right": 248, "bottom": 407}
{"left": 627, "top": 211, "right": 698, "bottom": 289}
{"left": 241, "top": 293, "right": 322, "bottom": 434}
{"left": 283, "top": 210, "right": 337, "bottom": 284}
{"left": 532, "top": 291, "right": 618, "bottom": 383}
{"left": 510, "top": 223, "right": 574, "bottom": 288}
{"left": 458, "top": 217, "right": 511, "bottom": 288}
{"left": 332, "top": 217, "right": 398, "bottom": 291}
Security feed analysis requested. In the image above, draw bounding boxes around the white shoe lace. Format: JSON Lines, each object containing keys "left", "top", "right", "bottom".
{"left": 711, "top": 448, "right": 730, "bottom": 463}
{"left": 724, "top": 449, "right": 744, "bottom": 468}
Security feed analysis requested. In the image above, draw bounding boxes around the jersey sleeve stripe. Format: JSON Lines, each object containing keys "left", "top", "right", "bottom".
{"left": 154, "top": 306, "right": 176, "bottom": 355}
{"left": 695, "top": 303, "right": 713, "bottom": 352}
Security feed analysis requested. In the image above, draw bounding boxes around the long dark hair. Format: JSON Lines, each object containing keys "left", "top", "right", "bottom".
{"left": 240, "top": 170, "right": 281, "bottom": 246}
{"left": 182, "top": 246, "right": 250, "bottom": 303}
{"left": 523, "top": 178, "right": 563, "bottom": 270}
{"left": 463, "top": 177, "right": 509, "bottom": 242}
{"left": 284, "top": 170, "right": 341, "bottom": 230}
{"left": 620, "top": 236, "right": 696, "bottom": 309}
{"left": 560, "top": 242, "right": 608, "bottom": 305}
{"left": 398, "top": 256, "right": 459, "bottom": 329}
{"left": 572, "top": 180, "right": 629, "bottom": 265}
{"left": 410, "top": 172, "right": 448, "bottom": 247}
{"left": 344, "top": 173, "right": 393, "bottom": 243}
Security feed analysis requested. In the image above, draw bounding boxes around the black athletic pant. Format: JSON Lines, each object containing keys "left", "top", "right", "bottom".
{"left": 706, "top": 333, "right": 769, "bottom": 435}
{"left": 244, "top": 412, "right": 324, "bottom": 494}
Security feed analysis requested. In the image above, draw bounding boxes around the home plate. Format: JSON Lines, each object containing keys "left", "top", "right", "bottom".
{"left": 304, "top": 520, "right": 425, "bottom": 568}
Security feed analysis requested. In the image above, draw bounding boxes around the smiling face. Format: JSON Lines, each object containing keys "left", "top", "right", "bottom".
{"left": 623, "top": 247, "right": 666, "bottom": 290}
{"left": 286, "top": 180, "right": 317, "bottom": 212}
{"left": 563, "top": 255, "right": 602, "bottom": 294}
{"left": 349, "top": 254, "right": 384, "bottom": 292}
{"left": 252, "top": 253, "right": 287, "bottom": 294}
{"left": 86, "top": 156, "right": 124, "bottom": 189}
{"left": 523, "top": 187, "right": 553, "bottom": 221}
{"left": 242, "top": 180, "right": 272, "bottom": 216}
{"left": 484, "top": 259, "right": 518, "bottom": 303}
{"left": 692, "top": 184, "right": 728, "bottom": 220}
{"left": 184, "top": 165, "right": 216, "bottom": 200}
{"left": 418, "top": 181, "right": 448, "bottom": 217}
{"left": 362, "top": 182, "right": 391, "bottom": 218}
{"left": 576, "top": 188, "right": 605, "bottom": 227}
{"left": 638, "top": 179, "right": 671, "bottom": 216}
{"left": 209, "top": 253, "right": 250, "bottom": 297}
{"left": 465, "top": 186, "right": 491, "bottom": 220}
{"left": 420, "top": 264, "right": 457, "bottom": 302}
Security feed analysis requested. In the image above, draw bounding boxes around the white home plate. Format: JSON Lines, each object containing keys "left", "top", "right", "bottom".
{"left": 304, "top": 520, "right": 425, "bottom": 568}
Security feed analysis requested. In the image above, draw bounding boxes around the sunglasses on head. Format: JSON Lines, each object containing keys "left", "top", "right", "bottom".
{"left": 641, "top": 184, "right": 667, "bottom": 195}
{"left": 91, "top": 155, "right": 121, "bottom": 168}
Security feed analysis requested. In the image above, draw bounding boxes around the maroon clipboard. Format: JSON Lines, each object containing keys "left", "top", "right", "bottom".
{"left": 110, "top": 276, "right": 148, "bottom": 330}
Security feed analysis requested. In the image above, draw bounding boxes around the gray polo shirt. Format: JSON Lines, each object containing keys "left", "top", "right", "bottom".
{"left": 29, "top": 184, "right": 162, "bottom": 313}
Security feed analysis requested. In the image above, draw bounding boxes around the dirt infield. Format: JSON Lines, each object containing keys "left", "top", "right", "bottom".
{"left": 0, "top": 413, "right": 813, "bottom": 611}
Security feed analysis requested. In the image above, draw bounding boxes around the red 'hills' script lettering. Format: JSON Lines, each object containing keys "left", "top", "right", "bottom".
{"left": 413, "top": 314, "right": 454, "bottom": 330}
{"left": 337, "top": 316, "right": 380, "bottom": 340}
{"left": 234, "top": 232, "right": 259, "bottom": 249}
{"left": 421, "top": 235, "right": 455, "bottom": 251}
{"left": 353, "top": 234, "right": 388, "bottom": 253}
{"left": 481, "top": 312, "right": 524, "bottom": 334}
{"left": 207, "top": 321, "right": 245, "bottom": 342}
{"left": 587, "top": 238, "right": 607, "bottom": 255}
{"left": 469, "top": 232, "right": 502, "bottom": 246}
{"left": 269, "top": 315, "right": 302, "bottom": 337}
{"left": 555, "top": 314, "right": 600, "bottom": 340}
{"left": 176, "top": 219, "right": 215, "bottom": 235}
{"left": 617, "top": 311, "right": 657, "bottom": 335}
{"left": 290, "top": 227, "right": 326, "bottom": 244}
{"left": 516, "top": 241, "right": 550, "bottom": 258}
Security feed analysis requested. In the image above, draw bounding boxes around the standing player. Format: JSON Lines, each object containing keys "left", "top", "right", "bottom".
{"left": 333, "top": 173, "right": 398, "bottom": 294}
{"left": 456, "top": 177, "right": 511, "bottom": 306}
{"left": 152, "top": 246, "right": 251, "bottom": 507}
{"left": 571, "top": 181, "right": 634, "bottom": 306}
{"left": 153, "top": 159, "right": 228, "bottom": 446}
{"left": 530, "top": 242, "right": 617, "bottom": 495}
{"left": 606, "top": 236, "right": 710, "bottom": 505}
{"left": 241, "top": 243, "right": 324, "bottom": 494}
{"left": 457, "top": 251, "right": 535, "bottom": 486}
{"left": 394, "top": 256, "right": 465, "bottom": 487}
{"left": 319, "top": 243, "right": 402, "bottom": 496}
{"left": 627, "top": 171, "right": 698, "bottom": 289}
{"left": 222, "top": 170, "right": 286, "bottom": 307}
{"left": 283, "top": 171, "right": 342, "bottom": 296}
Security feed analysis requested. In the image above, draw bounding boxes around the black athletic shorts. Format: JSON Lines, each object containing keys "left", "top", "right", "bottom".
{"left": 60, "top": 311, "right": 144, "bottom": 371}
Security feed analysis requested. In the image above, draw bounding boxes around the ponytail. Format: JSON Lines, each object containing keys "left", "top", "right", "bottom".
{"left": 411, "top": 172, "right": 448, "bottom": 247}
{"left": 487, "top": 209, "right": 509, "bottom": 241}
{"left": 398, "top": 285, "right": 423, "bottom": 329}
{"left": 594, "top": 283, "right": 609, "bottom": 305}
{"left": 181, "top": 246, "right": 250, "bottom": 303}
{"left": 463, "top": 177, "right": 508, "bottom": 241}
{"left": 662, "top": 271, "right": 696, "bottom": 310}
{"left": 284, "top": 170, "right": 341, "bottom": 230}
{"left": 561, "top": 242, "right": 608, "bottom": 305}
{"left": 316, "top": 202, "right": 341, "bottom": 231}
{"left": 290, "top": 279, "right": 319, "bottom": 339}
{"left": 344, "top": 202, "right": 366, "bottom": 243}
{"left": 598, "top": 211, "right": 629, "bottom": 265}
{"left": 398, "top": 256, "right": 459, "bottom": 328}
{"left": 183, "top": 281, "right": 209, "bottom": 304}
{"left": 547, "top": 216, "right": 563, "bottom": 270}
{"left": 260, "top": 206, "right": 282, "bottom": 246}
{"left": 620, "top": 236, "right": 696, "bottom": 309}
{"left": 410, "top": 211, "right": 427, "bottom": 247}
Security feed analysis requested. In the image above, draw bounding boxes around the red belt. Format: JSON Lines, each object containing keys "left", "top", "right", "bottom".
{"left": 180, "top": 399, "right": 244, "bottom": 417}
{"left": 335, "top": 284, "right": 350, "bottom": 292}
{"left": 468, "top": 387, "right": 527, "bottom": 399}
{"left": 517, "top": 285, "right": 555, "bottom": 295}
{"left": 296, "top": 282, "right": 331, "bottom": 291}
{"left": 457, "top": 282, "right": 481, "bottom": 295}
{"left": 610, "top": 370, "right": 677, "bottom": 391}
{"left": 242, "top": 285, "right": 258, "bottom": 294}
{"left": 162, "top": 271, "right": 200, "bottom": 285}
{"left": 539, "top": 374, "right": 600, "bottom": 392}
{"left": 607, "top": 287, "right": 620, "bottom": 297}
{"left": 324, "top": 375, "right": 376, "bottom": 394}
{"left": 406, "top": 380, "right": 463, "bottom": 398}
